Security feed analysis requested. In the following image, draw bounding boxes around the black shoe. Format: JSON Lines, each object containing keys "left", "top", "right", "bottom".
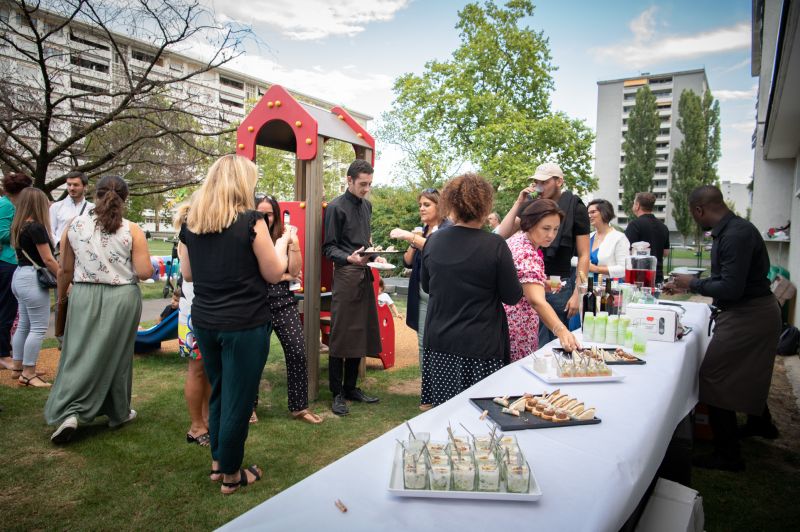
{"left": 344, "top": 388, "right": 379, "bottom": 404}
{"left": 738, "top": 422, "right": 779, "bottom": 440}
{"left": 692, "top": 452, "right": 745, "bottom": 472}
{"left": 332, "top": 394, "right": 349, "bottom": 416}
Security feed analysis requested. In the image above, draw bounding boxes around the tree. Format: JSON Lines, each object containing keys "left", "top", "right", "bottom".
{"left": 0, "top": 0, "right": 251, "bottom": 198}
{"left": 620, "top": 86, "right": 659, "bottom": 219}
{"left": 377, "top": 0, "right": 595, "bottom": 203}
{"left": 669, "top": 89, "right": 721, "bottom": 243}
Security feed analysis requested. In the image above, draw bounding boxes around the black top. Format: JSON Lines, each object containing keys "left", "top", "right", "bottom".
{"left": 689, "top": 212, "right": 771, "bottom": 309}
{"left": 179, "top": 211, "right": 270, "bottom": 331}
{"left": 421, "top": 226, "right": 523, "bottom": 359}
{"left": 16, "top": 221, "right": 51, "bottom": 267}
{"left": 160, "top": 304, "right": 176, "bottom": 321}
{"left": 624, "top": 213, "right": 670, "bottom": 283}
{"left": 322, "top": 189, "right": 374, "bottom": 266}
{"left": 543, "top": 193, "right": 590, "bottom": 277}
{"left": 403, "top": 218, "right": 454, "bottom": 332}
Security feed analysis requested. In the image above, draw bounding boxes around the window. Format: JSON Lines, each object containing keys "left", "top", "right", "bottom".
{"left": 220, "top": 76, "right": 244, "bottom": 90}
{"left": 0, "top": 7, "right": 9, "bottom": 23}
{"left": 219, "top": 96, "right": 243, "bottom": 108}
{"left": 132, "top": 49, "right": 163, "bottom": 66}
{"left": 659, "top": 127, "right": 670, "bottom": 135}
{"left": 71, "top": 80, "right": 107, "bottom": 94}
{"left": 69, "top": 32, "right": 110, "bottom": 51}
{"left": 70, "top": 55, "right": 109, "bottom": 73}
{"left": 169, "top": 61, "right": 182, "bottom": 73}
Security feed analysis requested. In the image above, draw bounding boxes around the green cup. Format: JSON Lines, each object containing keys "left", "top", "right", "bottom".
{"left": 582, "top": 314, "right": 595, "bottom": 342}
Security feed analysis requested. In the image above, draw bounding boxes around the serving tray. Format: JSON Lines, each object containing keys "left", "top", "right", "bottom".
{"left": 552, "top": 346, "right": 646, "bottom": 365}
{"left": 522, "top": 361, "right": 626, "bottom": 384}
{"left": 469, "top": 396, "right": 601, "bottom": 431}
{"left": 387, "top": 443, "right": 542, "bottom": 501}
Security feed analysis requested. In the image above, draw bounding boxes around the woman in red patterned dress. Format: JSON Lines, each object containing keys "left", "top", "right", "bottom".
{"left": 503, "top": 199, "right": 580, "bottom": 361}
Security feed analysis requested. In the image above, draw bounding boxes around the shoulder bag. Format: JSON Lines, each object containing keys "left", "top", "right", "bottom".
{"left": 20, "top": 248, "right": 58, "bottom": 289}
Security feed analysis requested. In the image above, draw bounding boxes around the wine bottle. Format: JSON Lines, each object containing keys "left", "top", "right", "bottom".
{"left": 582, "top": 276, "right": 596, "bottom": 320}
{"left": 600, "top": 277, "right": 612, "bottom": 312}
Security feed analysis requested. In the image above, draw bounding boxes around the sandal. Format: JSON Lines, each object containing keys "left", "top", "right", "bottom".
{"left": 291, "top": 409, "right": 323, "bottom": 425}
{"left": 187, "top": 432, "right": 211, "bottom": 447}
{"left": 221, "top": 465, "right": 262, "bottom": 495}
{"left": 18, "top": 375, "right": 51, "bottom": 388}
{"left": 209, "top": 469, "right": 223, "bottom": 482}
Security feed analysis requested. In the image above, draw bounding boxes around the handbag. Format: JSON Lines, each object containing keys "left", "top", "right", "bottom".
{"left": 20, "top": 248, "right": 58, "bottom": 289}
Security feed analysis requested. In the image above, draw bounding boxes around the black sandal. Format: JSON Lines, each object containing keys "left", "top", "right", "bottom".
{"left": 187, "top": 432, "right": 210, "bottom": 447}
{"left": 209, "top": 469, "right": 223, "bottom": 482}
{"left": 221, "top": 465, "right": 261, "bottom": 494}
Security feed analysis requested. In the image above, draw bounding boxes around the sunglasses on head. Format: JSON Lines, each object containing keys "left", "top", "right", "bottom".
{"left": 422, "top": 188, "right": 438, "bottom": 194}
{"left": 255, "top": 193, "right": 275, "bottom": 202}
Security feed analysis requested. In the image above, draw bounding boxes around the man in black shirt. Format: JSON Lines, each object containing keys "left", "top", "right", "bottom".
{"left": 497, "top": 162, "right": 590, "bottom": 344}
{"left": 666, "top": 186, "right": 780, "bottom": 471}
{"left": 624, "top": 192, "right": 670, "bottom": 283}
{"left": 322, "top": 159, "right": 385, "bottom": 416}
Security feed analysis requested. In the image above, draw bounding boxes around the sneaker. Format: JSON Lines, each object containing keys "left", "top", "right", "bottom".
{"left": 109, "top": 409, "right": 137, "bottom": 428}
{"left": 332, "top": 394, "right": 349, "bottom": 416}
{"left": 51, "top": 416, "right": 78, "bottom": 444}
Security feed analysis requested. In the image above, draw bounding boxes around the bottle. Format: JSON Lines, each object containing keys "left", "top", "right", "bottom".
{"left": 600, "top": 277, "right": 612, "bottom": 313}
{"left": 582, "top": 276, "right": 596, "bottom": 321}
{"left": 625, "top": 242, "right": 657, "bottom": 289}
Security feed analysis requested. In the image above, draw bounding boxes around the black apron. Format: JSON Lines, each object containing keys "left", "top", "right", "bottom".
{"left": 329, "top": 264, "right": 382, "bottom": 358}
{"left": 700, "top": 294, "right": 781, "bottom": 415}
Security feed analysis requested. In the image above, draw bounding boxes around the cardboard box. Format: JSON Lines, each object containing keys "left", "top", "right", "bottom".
{"left": 626, "top": 304, "right": 680, "bottom": 342}
{"left": 636, "top": 478, "right": 704, "bottom": 532}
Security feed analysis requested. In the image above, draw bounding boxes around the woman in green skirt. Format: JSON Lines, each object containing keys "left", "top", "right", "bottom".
{"left": 45, "top": 176, "right": 153, "bottom": 443}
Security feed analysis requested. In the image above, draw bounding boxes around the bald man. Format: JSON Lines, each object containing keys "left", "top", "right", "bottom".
{"left": 665, "top": 185, "right": 780, "bottom": 471}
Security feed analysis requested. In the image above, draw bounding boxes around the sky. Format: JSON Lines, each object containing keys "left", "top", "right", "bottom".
{"left": 203, "top": 0, "right": 756, "bottom": 186}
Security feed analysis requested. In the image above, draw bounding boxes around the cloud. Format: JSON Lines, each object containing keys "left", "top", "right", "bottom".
{"left": 593, "top": 9, "right": 750, "bottom": 68}
{"left": 210, "top": 0, "right": 411, "bottom": 40}
{"left": 714, "top": 85, "right": 757, "bottom": 101}
{"left": 715, "top": 58, "right": 751, "bottom": 74}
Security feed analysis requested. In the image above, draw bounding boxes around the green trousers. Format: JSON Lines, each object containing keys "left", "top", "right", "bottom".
{"left": 194, "top": 323, "right": 270, "bottom": 474}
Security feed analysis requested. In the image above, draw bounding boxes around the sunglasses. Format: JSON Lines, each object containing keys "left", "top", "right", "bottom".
{"left": 422, "top": 188, "right": 439, "bottom": 194}
{"left": 255, "top": 193, "right": 275, "bottom": 202}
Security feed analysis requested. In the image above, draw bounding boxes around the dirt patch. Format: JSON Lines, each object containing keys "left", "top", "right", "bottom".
{"left": 768, "top": 357, "right": 800, "bottom": 454}
{"left": 366, "top": 316, "right": 420, "bottom": 371}
{"left": 387, "top": 377, "right": 422, "bottom": 395}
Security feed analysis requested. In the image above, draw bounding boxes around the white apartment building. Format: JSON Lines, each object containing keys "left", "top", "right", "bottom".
{"left": 594, "top": 69, "right": 710, "bottom": 234}
{"left": 0, "top": 3, "right": 371, "bottom": 206}
{"left": 720, "top": 180, "right": 752, "bottom": 217}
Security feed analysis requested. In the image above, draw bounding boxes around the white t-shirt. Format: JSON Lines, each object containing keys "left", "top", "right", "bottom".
{"left": 377, "top": 292, "right": 394, "bottom": 307}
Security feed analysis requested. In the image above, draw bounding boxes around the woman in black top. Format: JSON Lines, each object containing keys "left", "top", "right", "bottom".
{"left": 254, "top": 194, "right": 322, "bottom": 424}
{"left": 179, "top": 155, "right": 288, "bottom": 494}
{"left": 9, "top": 187, "right": 58, "bottom": 386}
{"left": 420, "top": 173, "right": 523, "bottom": 406}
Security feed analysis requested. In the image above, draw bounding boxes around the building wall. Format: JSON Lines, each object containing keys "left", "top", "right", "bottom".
{"left": 594, "top": 82, "right": 624, "bottom": 210}
{"left": 720, "top": 180, "right": 752, "bottom": 217}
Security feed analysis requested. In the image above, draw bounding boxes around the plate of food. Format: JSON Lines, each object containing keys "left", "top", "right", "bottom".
{"left": 388, "top": 425, "right": 542, "bottom": 501}
{"left": 357, "top": 245, "right": 404, "bottom": 256}
{"left": 367, "top": 262, "right": 396, "bottom": 271}
{"left": 523, "top": 353, "right": 625, "bottom": 384}
{"left": 469, "top": 391, "right": 600, "bottom": 431}
{"left": 551, "top": 345, "right": 645, "bottom": 365}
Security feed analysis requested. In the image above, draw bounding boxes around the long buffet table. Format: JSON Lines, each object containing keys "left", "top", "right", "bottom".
{"left": 222, "top": 302, "right": 711, "bottom": 532}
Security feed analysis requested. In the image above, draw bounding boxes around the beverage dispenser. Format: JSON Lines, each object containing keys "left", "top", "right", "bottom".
{"left": 625, "top": 242, "right": 657, "bottom": 289}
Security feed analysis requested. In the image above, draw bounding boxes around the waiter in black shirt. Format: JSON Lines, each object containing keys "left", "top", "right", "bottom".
{"left": 666, "top": 186, "right": 780, "bottom": 471}
{"left": 322, "top": 159, "right": 384, "bottom": 416}
{"left": 624, "top": 192, "right": 670, "bottom": 283}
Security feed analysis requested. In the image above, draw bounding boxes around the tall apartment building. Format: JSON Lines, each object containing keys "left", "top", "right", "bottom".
{"left": 594, "top": 69, "right": 710, "bottom": 233}
{"left": 0, "top": 4, "right": 371, "bottom": 177}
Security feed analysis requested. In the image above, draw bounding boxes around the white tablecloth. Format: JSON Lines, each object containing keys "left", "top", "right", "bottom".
{"left": 221, "top": 302, "right": 711, "bottom": 532}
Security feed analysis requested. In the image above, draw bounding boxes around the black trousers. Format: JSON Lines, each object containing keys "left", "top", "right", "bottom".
{"left": 708, "top": 405, "right": 740, "bottom": 459}
{"left": 0, "top": 261, "right": 18, "bottom": 357}
{"left": 329, "top": 356, "right": 360, "bottom": 396}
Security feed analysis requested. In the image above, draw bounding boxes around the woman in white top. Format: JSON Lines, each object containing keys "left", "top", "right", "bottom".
{"left": 587, "top": 199, "right": 630, "bottom": 281}
{"left": 45, "top": 175, "right": 153, "bottom": 444}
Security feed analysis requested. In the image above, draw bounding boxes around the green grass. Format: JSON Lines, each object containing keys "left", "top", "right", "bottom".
{"left": 147, "top": 239, "right": 177, "bottom": 257}
{"left": 0, "top": 335, "right": 420, "bottom": 530}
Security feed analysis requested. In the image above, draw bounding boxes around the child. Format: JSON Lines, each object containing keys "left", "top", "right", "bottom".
{"left": 377, "top": 278, "right": 403, "bottom": 320}
{"left": 158, "top": 287, "right": 181, "bottom": 323}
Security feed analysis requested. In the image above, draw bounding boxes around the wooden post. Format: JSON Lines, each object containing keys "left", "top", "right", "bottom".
{"left": 302, "top": 138, "right": 325, "bottom": 401}
{"left": 294, "top": 159, "right": 306, "bottom": 201}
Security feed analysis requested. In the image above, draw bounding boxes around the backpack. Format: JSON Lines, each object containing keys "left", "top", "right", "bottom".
{"left": 777, "top": 325, "right": 800, "bottom": 356}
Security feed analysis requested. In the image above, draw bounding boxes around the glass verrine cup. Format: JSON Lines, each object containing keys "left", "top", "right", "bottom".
{"left": 506, "top": 463, "right": 531, "bottom": 493}
{"left": 594, "top": 311, "right": 608, "bottom": 343}
{"left": 429, "top": 463, "right": 451, "bottom": 491}
{"left": 451, "top": 457, "right": 476, "bottom": 491}
{"left": 477, "top": 463, "right": 501, "bottom": 492}
{"left": 549, "top": 275, "right": 561, "bottom": 291}
{"left": 403, "top": 454, "right": 428, "bottom": 490}
{"left": 582, "top": 313, "right": 595, "bottom": 342}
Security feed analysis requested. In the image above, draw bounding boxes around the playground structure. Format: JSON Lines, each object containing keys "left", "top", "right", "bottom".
{"left": 236, "top": 85, "right": 394, "bottom": 400}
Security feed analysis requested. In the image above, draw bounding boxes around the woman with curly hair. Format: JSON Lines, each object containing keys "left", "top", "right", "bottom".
{"left": 45, "top": 175, "right": 153, "bottom": 442}
{"left": 0, "top": 172, "right": 32, "bottom": 372}
{"left": 419, "top": 173, "right": 523, "bottom": 406}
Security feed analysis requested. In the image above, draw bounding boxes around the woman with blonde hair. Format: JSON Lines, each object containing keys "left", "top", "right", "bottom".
{"left": 10, "top": 187, "right": 58, "bottom": 386}
{"left": 178, "top": 154, "right": 289, "bottom": 494}
{"left": 45, "top": 175, "right": 153, "bottom": 441}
